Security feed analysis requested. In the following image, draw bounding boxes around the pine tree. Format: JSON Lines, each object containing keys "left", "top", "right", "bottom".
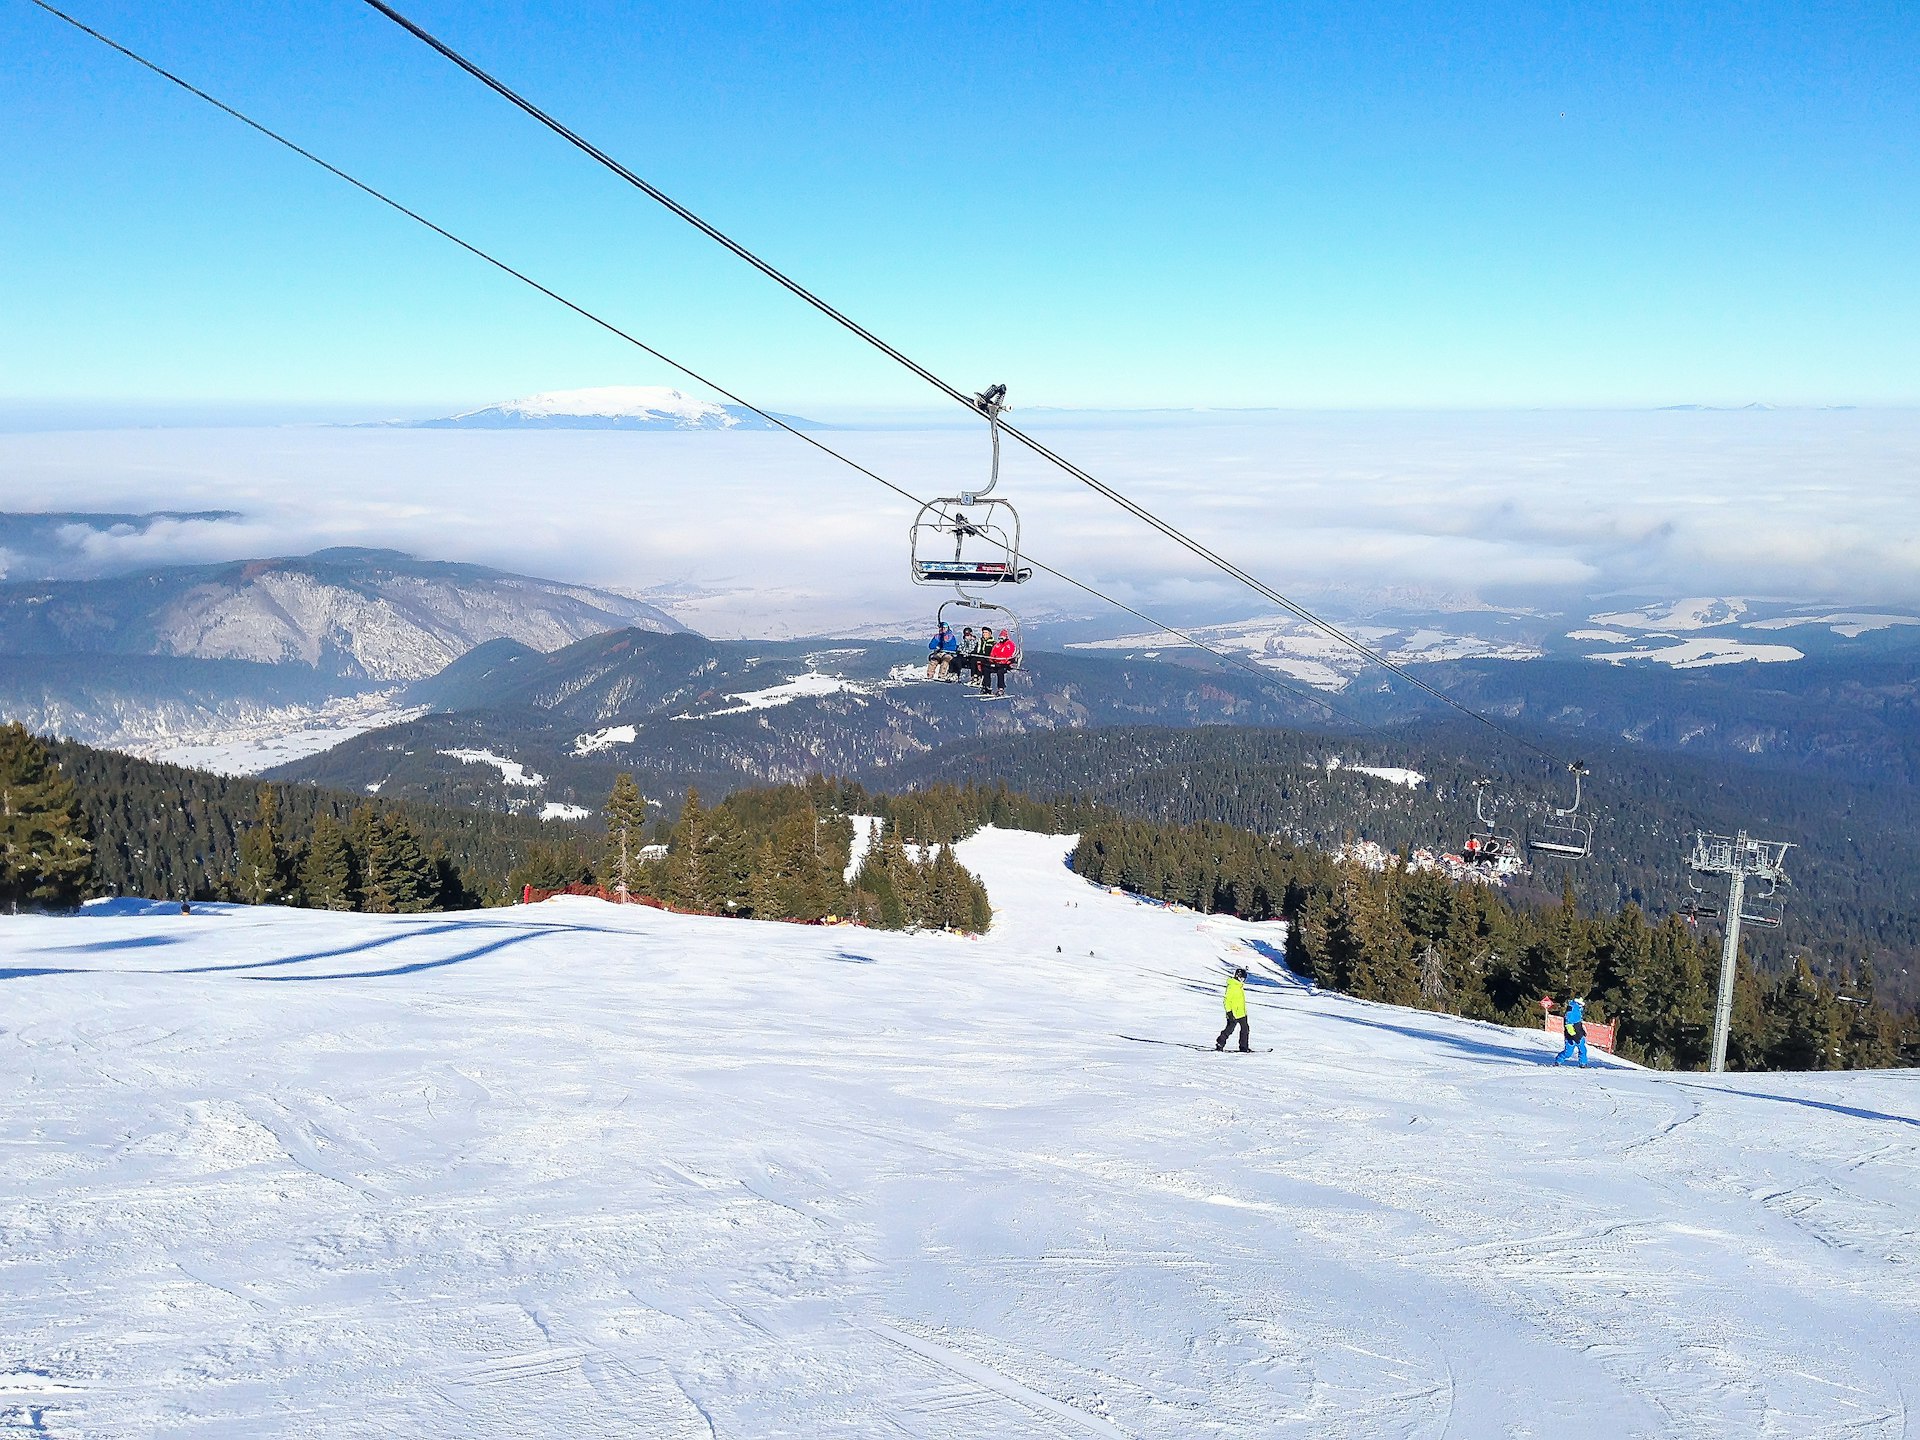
{"left": 851, "top": 819, "right": 906, "bottom": 928}
{"left": 1838, "top": 961, "right": 1900, "bottom": 1069}
{"left": 234, "top": 787, "right": 293, "bottom": 906}
{"left": 300, "top": 813, "right": 358, "bottom": 910}
{"left": 771, "top": 807, "right": 833, "bottom": 921}
{"left": 700, "top": 809, "right": 754, "bottom": 915}
{"left": 358, "top": 810, "right": 439, "bottom": 914}
{"left": 746, "top": 837, "right": 782, "bottom": 920}
{"left": 1401, "top": 871, "right": 1454, "bottom": 947}
{"left": 663, "top": 788, "right": 708, "bottom": 909}
{"left": 1630, "top": 917, "right": 1713, "bottom": 1069}
{"left": 507, "top": 841, "right": 595, "bottom": 898}
{"left": 1319, "top": 869, "right": 1371, "bottom": 994}
{"left": 0, "top": 722, "right": 95, "bottom": 911}
{"left": 1768, "top": 959, "right": 1843, "bottom": 1071}
{"left": 1725, "top": 953, "right": 1772, "bottom": 1072}
{"left": 602, "top": 772, "right": 649, "bottom": 897}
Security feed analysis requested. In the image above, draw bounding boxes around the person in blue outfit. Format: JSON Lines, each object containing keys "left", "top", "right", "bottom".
{"left": 1554, "top": 996, "right": 1591, "bottom": 1066}
{"left": 926, "top": 623, "right": 959, "bottom": 680}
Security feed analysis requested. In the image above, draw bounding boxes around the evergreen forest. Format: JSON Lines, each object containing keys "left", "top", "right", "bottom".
{"left": 1070, "top": 814, "right": 1918, "bottom": 1073}
{"left": 8, "top": 721, "right": 1916, "bottom": 1069}
{"left": 881, "top": 723, "right": 1920, "bottom": 1009}
{"left": 516, "top": 777, "right": 996, "bottom": 934}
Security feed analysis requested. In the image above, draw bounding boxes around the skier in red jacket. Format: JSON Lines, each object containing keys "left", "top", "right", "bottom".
{"left": 981, "top": 629, "right": 1017, "bottom": 696}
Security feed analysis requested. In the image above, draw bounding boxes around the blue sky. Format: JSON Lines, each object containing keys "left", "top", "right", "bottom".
{"left": 4, "top": 0, "right": 1917, "bottom": 410}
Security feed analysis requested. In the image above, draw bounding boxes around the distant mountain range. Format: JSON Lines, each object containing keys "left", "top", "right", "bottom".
{"left": 0, "top": 547, "right": 680, "bottom": 682}
{"left": 4, "top": 522, "right": 1917, "bottom": 810}
{"left": 0, "top": 548, "right": 686, "bottom": 759}
{"left": 374, "top": 385, "right": 820, "bottom": 432}
{"left": 270, "top": 627, "right": 1335, "bottom": 812}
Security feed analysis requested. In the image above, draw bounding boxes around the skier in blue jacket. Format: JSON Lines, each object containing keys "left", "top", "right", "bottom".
{"left": 1554, "top": 996, "right": 1591, "bottom": 1067}
{"left": 926, "top": 623, "right": 959, "bottom": 680}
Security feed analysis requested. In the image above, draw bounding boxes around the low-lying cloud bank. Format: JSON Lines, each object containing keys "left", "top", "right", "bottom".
{"left": 2, "top": 408, "right": 1914, "bottom": 634}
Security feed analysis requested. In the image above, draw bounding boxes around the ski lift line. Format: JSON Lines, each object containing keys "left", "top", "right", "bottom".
{"left": 359, "top": 0, "right": 1570, "bottom": 767}
{"left": 357, "top": 0, "right": 979, "bottom": 412}
{"left": 24, "top": 0, "right": 1356, "bottom": 727}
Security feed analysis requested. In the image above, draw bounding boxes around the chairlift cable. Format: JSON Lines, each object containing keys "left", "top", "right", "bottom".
{"left": 24, "top": 0, "right": 1362, "bottom": 729}
{"left": 357, "top": 0, "right": 1569, "bottom": 766}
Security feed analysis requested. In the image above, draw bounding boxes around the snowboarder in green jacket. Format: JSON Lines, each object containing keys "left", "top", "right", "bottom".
{"left": 1215, "top": 966, "right": 1252, "bottom": 1052}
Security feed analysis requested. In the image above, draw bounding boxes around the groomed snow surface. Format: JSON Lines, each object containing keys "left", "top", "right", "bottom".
{"left": 4, "top": 828, "right": 1917, "bottom": 1437}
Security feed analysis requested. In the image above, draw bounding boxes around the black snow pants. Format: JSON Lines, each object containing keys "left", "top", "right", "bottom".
{"left": 1215, "top": 1016, "right": 1251, "bottom": 1052}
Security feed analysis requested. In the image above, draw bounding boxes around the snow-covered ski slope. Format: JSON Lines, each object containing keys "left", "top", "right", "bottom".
{"left": 3, "top": 829, "right": 1916, "bottom": 1437}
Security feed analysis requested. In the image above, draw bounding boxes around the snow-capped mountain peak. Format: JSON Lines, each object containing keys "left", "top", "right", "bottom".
{"left": 402, "top": 385, "right": 817, "bottom": 432}
{"left": 456, "top": 385, "right": 735, "bottom": 427}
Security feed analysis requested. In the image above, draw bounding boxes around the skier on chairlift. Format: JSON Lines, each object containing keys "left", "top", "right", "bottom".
{"left": 955, "top": 627, "right": 978, "bottom": 681}
{"left": 982, "top": 628, "right": 1017, "bottom": 696}
{"left": 927, "top": 622, "right": 958, "bottom": 680}
{"left": 970, "top": 625, "right": 996, "bottom": 692}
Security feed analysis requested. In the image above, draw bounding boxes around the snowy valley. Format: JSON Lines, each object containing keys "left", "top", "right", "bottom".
{"left": 3, "top": 828, "right": 1915, "bottom": 1436}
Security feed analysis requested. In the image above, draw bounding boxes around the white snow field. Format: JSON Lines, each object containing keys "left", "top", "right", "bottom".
{"left": 3, "top": 828, "right": 1917, "bottom": 1437}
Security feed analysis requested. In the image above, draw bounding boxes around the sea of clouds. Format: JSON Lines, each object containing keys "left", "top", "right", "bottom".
{"left": 1, "top": 407, "right": 1914, "bottom": 636}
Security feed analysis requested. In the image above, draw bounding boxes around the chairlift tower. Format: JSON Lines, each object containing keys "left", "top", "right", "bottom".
{"left": 1687, "top": 829, "right": 1793, "bottom": 1074}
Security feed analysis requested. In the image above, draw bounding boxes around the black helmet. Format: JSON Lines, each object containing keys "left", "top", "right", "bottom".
{"left": 1233, "top": 966, "right": 1248, "bottom": 980}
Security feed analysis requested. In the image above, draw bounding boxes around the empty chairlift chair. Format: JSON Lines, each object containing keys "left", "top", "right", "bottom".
{"left": 1739, "top": 875, "right": 1786, "bottom": 929}
{"left": 1528, "top": 763, "right": 1594, "bottom": 860}
{"left": 908, "top": 385, "right": 1033, "bottom": 589}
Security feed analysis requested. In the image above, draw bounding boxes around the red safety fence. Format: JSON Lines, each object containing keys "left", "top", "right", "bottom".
{"left": 1542, "top": 1015, "right": 1616, "bottom": 1053}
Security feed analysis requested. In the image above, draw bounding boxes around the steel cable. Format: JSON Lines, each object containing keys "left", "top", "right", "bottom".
{"left": 25, "top": 0, "right": 1366, "bottom": 728}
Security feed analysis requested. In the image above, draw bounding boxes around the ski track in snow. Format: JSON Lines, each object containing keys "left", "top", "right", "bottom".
{"left": 3, "top": 829, "right": 1917, "bottom": 1437}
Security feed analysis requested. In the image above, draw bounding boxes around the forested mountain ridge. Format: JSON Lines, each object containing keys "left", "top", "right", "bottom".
{"left": 876, "top": 723, "right": 1920, "bottom": 1010}
{"left": 44, "top": 738, "right": 585, "bottom": 907}
{"left": 269, "top": 633, "right": 1337, "bottom": 810}
{"left": 1346, "top": 654, "right": 1920, "bottom": 784}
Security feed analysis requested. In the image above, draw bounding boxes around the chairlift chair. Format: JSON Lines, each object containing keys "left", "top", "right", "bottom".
{"left": 1528, "top": 762, "right": 1593, "bottom": 860}
{"left": 908, "top": 383, "right": 1033, "bottom": 590}
{"left": 1739, "top": 874, "right": 1786, "bottom": 929}
{"left": 1464, "top": 780, "right": 1523, "bottom": 867}
{"left": 909, "top": 499, "right": 1032, "bottom": 587}
{"left": 1679, "top": 871, "right": 1722, "bottom": 923}
{"left": 911, "top": 384, "right": 1032, "bottom": 688}
{"left": 937, "top": 597, "right": 1023, "bottom": 672}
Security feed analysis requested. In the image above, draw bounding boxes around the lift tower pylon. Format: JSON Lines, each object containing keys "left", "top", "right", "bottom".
{"left": 1686, "top": 830, "right": 1793, "bottom": 1074}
